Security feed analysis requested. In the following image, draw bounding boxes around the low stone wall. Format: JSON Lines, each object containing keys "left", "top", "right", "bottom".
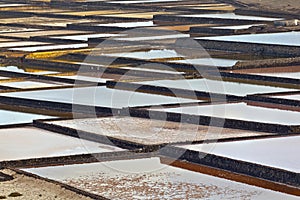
{"left": 0, "top": 151, "right": 155, "bottom": 169}
{"left": 154, "top": 15, "right": 274, "bottom": 25}
{"left": 197, "top": 39, "right": 300, "bottom": 57}
{"left": 233, "top": 57, "right": 300, "bottom": 69}
{"left": 0, "top": 171, "right": 13, "bottom": 182}
{"left": 247, "top": 95, "right": 300, "bottom": 108}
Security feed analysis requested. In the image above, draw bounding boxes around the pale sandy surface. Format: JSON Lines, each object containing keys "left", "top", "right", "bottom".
{"left": 0, "top": 169, "right": 92, "bottom": 200}
{"left": 236, "top": 0, "right": 300, "bottom": 14}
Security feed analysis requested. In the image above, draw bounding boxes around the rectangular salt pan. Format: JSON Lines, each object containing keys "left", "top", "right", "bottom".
{"left": 270, "top": 94, "right": 300, "bottom": 101}
{"left": 198, "top": 32, "right": 300, "bottom": 47}
{"left": 0, "top": 109, "right": 54, "bottom": 126}
{"left": 51, "top": 33, "right": 126, "bottom": 41}
{"left": 169, "top": 57, "right": 239, "bottom": 67}
{"left": 181, "top": 135, "right": 300, "bottom": 173}
{"left": 0, "top": 4, "right": 25, "bottom": 7}
{"left": 0, "top": 66, "right": 57, "bottom": 75}
{"left": 0, "top": 86, "right": 200, "bottom": 109}
{"left": 0, "top": 81, "right": 61, "bottom": 89}
{"left": 0, "top": 41, "right": 48, "bottom": 48}
{"left": 153, "top": 102, "right": 300, "bottom": 125}
{"left": 44, "top": 117, "right": 272, "bottom": 145}
{"left": 139, "top": 79, "right": 295, "bottom": 96}
{"left": 96, "top": 21, "right": 154, "bottom": 28}
{"left": 23, "top": 158, "right": 299, "bottom": 200}
{"left": 212, "top": 24, "right": 264, "bottom": 30}
{"left": 121, "top": 66, "right": 184, "bottom": 74}
{"left": 253, "top": 72, "right": 300, "bottom": 79}
{"left": 114, "top": 34, "right": 189, "bottom": 41}
{"left": 0, "top": 127, "right": 123, "bottom": 161}
{"left": 105, "top": 49, "right": 183, "bottom": 59}
{"left": 10, "top": 44, "right": 88, "bottom": 52}
{"left": 53, "top": 75, "right": 110, "bottom": 83}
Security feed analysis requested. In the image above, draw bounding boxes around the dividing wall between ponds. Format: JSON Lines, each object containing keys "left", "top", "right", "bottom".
{"left": 0, "top": 150, "right": 154, "bottom": 169}
{"left": 196, "top": 39, "right": 300, "bottom": 57}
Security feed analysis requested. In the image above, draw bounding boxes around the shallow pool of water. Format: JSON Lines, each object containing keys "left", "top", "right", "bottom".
{"left": 0, "top": 109, "right": 54, "bottom": 126}
{"left": 0, "top": 4, "right": 25, "bottom": 7}
{"left": 115, "top": 33, "right": 189, "bottom": 41}
{"left": 97, "top": 21, "right": 154, "bottom": 28}
{"left": 0, "top": 86, "right": 200, "bottom": 108}
{"left": 169, "top": 57, "right": 239, "bottom": 67}
{"left": 0, "top": 41, "right": 48, "bottom": 48}
{"left": 0, "top": 66, "right": 57, "bottom": 75}
{"left": 198, "top": 31, "right": 300, "bottom": 46}
{"left": 105, "top": 49, "right": 184, "bottom": 60}
{"left": 54, "top": 75, "right": 111, "bottom": 83}
{"left": 140, "top": 78, "right": 295, "bottom": 96}
{"left": 253, "top": 72, "right": 300, "bottom": 79}
{"left": 152, "top": 102, "right": 300, "bottom": 125}
{"left": 10, "top": 43, "right": 88, "bottom": 52}
{"left": 0, "top": 127, "right": 123, "bottom": 161}
{"left": 270, "top": 94, "right": 300, "bottom": 101}
{"left": 212, "top": 24, "right": 264, "bottom": 30}
{"left": 0, "top": 81, "right": 60, "bottom": 89}
{"left": 181, "top": 135, "right": 300, "bottom": 173}
{"left": 51, "top": 33, "right": 126, "bottom": 41}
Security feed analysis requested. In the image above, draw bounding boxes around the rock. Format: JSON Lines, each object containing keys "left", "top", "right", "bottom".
{"left": 8, "top": 192, "right": 22, "bottom": 197}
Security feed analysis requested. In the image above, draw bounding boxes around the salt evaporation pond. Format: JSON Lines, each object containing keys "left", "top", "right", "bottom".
{"left": 0, "top": 86, "right": 200, "bottom": 108}
{"left": 0, "top": 66, "right": 57, "bottom": 75}
{"left": 152, "top": 102, "right": 300, "bottom": 125}
{"left": 105, "top": 49, "right": 183, "bottom": 60}
{"left": 0, "top": 81, "right": 62, "bottom": 89}
{"left": 253, "top": 72, "right": 300, "bottom": 80}
{"left": 0, "top": 127, "right": 123, "bottom": 161}
{"left": 23, "top": 157, "right": 299, "bottom": 199}
{"left": 10, "top": 43, "right": 88, "bottom": 52}
{"left": 270, "top": 93, "right": 300, "bottom": 101}
{"left": 139, "top": 78, "right": 296, "bottom": 96}
{"left": 181, "top": 135, "right": 300, "bottom": 173}
{"left": 169, "top": 57, "right": 240, "bottom": 67}
{"left": 0, "top": 109, "right": 54, "bottom": 125}
{"left": 96, "top": 21, "right": 154, "bottom": 27}
{"left": 212, "top": 24, "right": 264, "bottom": 30}
{"left": 51, "top": 33, "right": 126, "bottom": 41}
{"left": 114, "top": 34, "right": 189, "bottom": 41}
{"left": 198, "top": 32, "right": 300, "bottom": 46}
{"left": 43, "top": 116, "right": 272, "bottom": 145}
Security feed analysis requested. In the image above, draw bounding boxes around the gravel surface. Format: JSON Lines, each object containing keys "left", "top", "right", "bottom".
{"left": 0, "top": 169, "right": 92, "bottom": 200}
